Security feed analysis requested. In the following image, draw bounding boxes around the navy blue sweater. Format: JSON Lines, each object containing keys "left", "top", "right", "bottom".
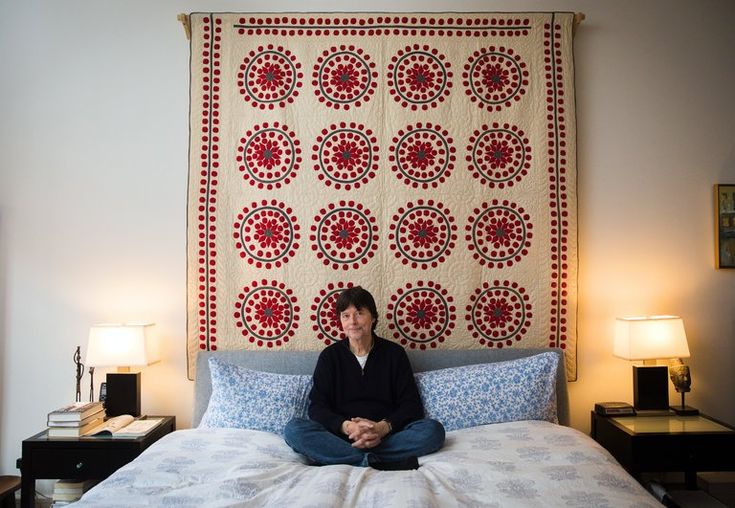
{"left": 308, "top": 335, "right": 424, "bottom": 436}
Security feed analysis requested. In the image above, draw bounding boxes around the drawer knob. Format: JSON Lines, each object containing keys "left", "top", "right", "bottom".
{"left": 76, "top": 462, "right": 84, "bottom": 470}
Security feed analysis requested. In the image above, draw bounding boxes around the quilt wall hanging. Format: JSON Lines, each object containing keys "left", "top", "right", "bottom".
{"left": 187, "top": 12, "right": 578, "bottom": 380}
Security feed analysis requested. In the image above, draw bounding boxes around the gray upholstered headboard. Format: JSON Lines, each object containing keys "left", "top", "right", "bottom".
{"left": 192, "top": 348, "right": 570, "bottom": 427}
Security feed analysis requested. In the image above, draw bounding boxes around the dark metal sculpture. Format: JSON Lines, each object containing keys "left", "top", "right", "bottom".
{"left": 73, "top": 345, "right": 84, "bottom": 402}
{"left": 89, "top": 366, "right": 96, "bottom": 402}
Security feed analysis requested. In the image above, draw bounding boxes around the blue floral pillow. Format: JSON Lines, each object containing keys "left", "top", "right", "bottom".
{"left": 199, "top": 358, "right": 312, "bottom": 435}
{"left": 415, "top": 352, "right": 559, "bottom": 431}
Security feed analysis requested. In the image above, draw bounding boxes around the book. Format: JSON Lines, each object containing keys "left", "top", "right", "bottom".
{"left": 84, "top": 415, "right": 163, "bottom": 438}
{"left": 84, "top": 414, "right": 135, "bottom": 436}
{"left": 53, "top": 479, "right": 97, "bottom": 493}
{"left": 47, "top": 401, "right": 104, "bottom": 422}
{"left": 52, "top": 492, "right": 86, "bottom": 502}
{"left": 47, "top": 408, "right": 105, "bottom": 427}
{"left": 47, "top": 417, "right": 104, "bottom": 438}
{"left": 109, "top": 418, "right": 164, "bottom": 438}
{"left": 52, "top": 478, "right": 98, "bottom": 502}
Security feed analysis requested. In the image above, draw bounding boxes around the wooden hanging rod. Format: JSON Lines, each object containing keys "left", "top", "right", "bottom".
{"left": 177, "top": 13, "right": 191, "bottom": 40}
{"left": 177, "top": 12, "right": 585, "bottom": 40}
{"left": 573, "top": 12, "right": 586, "bottom": 36}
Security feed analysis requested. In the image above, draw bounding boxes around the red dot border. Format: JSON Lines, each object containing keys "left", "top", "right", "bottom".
{"left": 196, "top": 16, "right": 222, "bottom": 352}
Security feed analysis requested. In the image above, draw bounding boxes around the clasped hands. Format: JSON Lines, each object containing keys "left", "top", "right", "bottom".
{"left": 342, "top": 417, "right": 390, "bottom": 449}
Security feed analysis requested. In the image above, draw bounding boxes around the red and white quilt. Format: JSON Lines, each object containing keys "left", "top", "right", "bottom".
{"left": 187, "top": 13, "right": 578, "bottom": 379}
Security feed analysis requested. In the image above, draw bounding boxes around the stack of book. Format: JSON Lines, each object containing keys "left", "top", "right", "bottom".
{"left": 47, "top": 401, "right": 105, "bottom": 438}
{"left": 51, "top": 478, "right": 97, "bottom": 505}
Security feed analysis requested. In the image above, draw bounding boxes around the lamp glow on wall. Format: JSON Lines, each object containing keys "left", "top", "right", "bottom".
{"left": 85, "top": 323, "right": 160, "bottom": 417}
{"left": 614, "top": 316, "right": 697, "bottom": 415}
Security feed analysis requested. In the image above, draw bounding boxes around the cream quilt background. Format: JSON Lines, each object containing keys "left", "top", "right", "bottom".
{"left": 187, "top": 13, "right": 578, "bottom": 380}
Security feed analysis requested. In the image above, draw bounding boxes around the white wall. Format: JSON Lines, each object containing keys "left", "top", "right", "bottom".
{"left": 2, "top": 0, "right": 734, "bottom": 481}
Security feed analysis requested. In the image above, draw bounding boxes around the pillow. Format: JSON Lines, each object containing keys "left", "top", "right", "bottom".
{"left": 415, "top": 352, "right": 559, "bottom": 431}
{"left": 198, "top": 357, "right": 312, "bottom": 435}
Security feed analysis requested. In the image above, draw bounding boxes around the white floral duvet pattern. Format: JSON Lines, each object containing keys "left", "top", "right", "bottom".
{"left": 69, "top": 421, "right": 659, "bottom": 508}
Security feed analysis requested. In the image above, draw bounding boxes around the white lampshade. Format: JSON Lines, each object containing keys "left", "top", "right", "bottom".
{"left": 613, "top": 315, "right": 690, "bottom": 361}
{"left": 85, "top": 323, "right": 160, "bottom": 368}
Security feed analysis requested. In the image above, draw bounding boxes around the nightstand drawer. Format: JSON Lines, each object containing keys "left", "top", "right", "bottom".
{"left": 30, "top": 448, "right": 135, "bottom": 478}
{"left": 635, "top": 434, "right": 735, "bottom": 471}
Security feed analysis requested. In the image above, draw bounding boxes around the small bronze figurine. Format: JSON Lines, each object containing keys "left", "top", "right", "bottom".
{"left": 669, "top": 360, "right": 698, "bottom": 415}
{"left": 73, "top": 345, "right": 84, "bottom": 402}
{"left": 669, "top": 364, "right": 691, "bottom": 393}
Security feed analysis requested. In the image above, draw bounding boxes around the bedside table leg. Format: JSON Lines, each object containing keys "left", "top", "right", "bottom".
{"left": 20, "top": 476, "right": 34, "bottom": 508}
{"left": 684, "top": 470, "right": 697, "bottom": 490}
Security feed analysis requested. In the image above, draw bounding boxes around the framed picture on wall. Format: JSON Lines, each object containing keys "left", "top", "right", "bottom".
{"left": 715, "top": 184, "right": 735, "bottom": 269}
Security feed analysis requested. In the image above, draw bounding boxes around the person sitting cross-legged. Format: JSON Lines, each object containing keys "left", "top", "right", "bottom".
{"left": 284, "top": 286, "right": 445, "bottom": 470}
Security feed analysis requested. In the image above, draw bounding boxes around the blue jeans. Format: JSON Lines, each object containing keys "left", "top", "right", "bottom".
{"left": 284, "top": 417, "right": 445, "bottom": 467}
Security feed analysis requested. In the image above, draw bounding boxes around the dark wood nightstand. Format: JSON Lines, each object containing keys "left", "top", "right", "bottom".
{"left": 19, "top": 415, "right": 175, "bottom": 508}
{"left": 591, "top": 411, "right": 735, "bottom": 489}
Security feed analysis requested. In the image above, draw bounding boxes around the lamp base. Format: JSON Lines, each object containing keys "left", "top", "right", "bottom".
{"left": 632, "top": 365, "right": 669, "bottom": 411}
{"left": 635, "top": 409, "right": 674, "bottom": 416}
{"left": 670, "top": 405, "right": 699, "bottom": 416}
{"left": 105, "top": 372, "right": 141, "bottom": 417}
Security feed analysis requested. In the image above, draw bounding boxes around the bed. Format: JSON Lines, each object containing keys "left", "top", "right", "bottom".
{"left": 69, "top": 349, "right": 660, "bottom": 507}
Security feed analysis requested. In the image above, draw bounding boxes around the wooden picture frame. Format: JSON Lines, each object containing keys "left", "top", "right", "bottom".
{"left": 715, "top": 184, "right": 735, "bottom": 269}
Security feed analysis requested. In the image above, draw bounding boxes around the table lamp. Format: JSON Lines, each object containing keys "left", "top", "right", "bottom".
{"left": 613, "top": 316, "right": 694, "bottom": 414}
{"left": 85, "top": 323, "right": 159, "bottom": 417}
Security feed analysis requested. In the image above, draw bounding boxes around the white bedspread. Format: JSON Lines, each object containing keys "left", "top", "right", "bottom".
{"left": 69, "top": 421, "right": 659, "bottom": 507}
